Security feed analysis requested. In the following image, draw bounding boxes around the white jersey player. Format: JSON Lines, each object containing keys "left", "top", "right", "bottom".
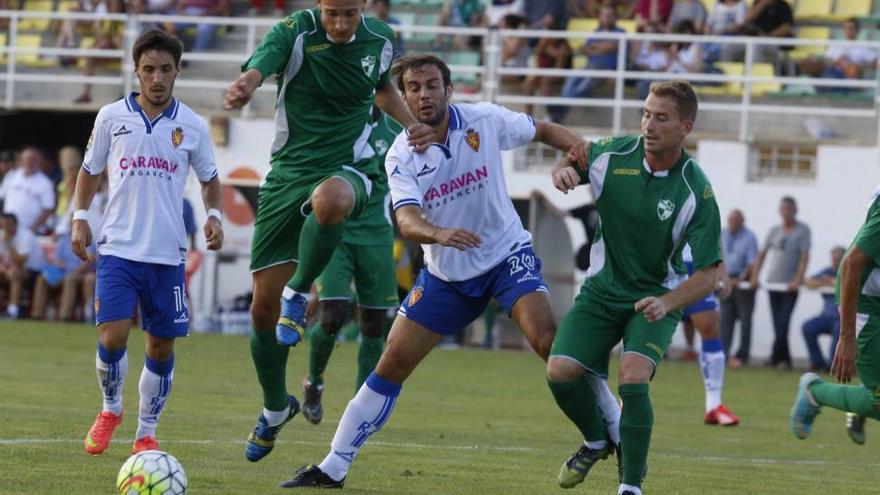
{"left": 71, "top": 30, "right": 224, "bottom": 457}
{"left": 282, "top": 55, "right": 621, "bottom": 490}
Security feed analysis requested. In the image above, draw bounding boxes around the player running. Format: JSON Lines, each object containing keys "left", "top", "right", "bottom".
{"left": 547, "top": 81, "right": 722, "bottom": 495}
{"left": 74, "top": 29, "right": 224, "bottom": 456}
{"left": 280, "top": 54, "right": 611, "bottom": 489}
{"left": 222, "top": 0, "right": 433, "bottom": 462}
{"left": 681, "top": 246, "right": 739, "bottom": 426}
{"left": 302, "top": 109, "right": 403, "bottom": 425}
{"left": 791, "top": 184, "right": 880, "bottom": 444}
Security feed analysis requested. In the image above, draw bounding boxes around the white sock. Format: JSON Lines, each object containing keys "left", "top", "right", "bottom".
{"left": 585, "top": 374, "right": 621, "bottom": 445}
{"left": 318, "top": 373, "right": 401, "bottom": 482}
{"left": 262, "top": 406, "right": 290, "bottom": 427}
{"left": 136, "top": 358, "right": 174, "bottom": 440}
{"left": 700, "top": 343, "right": 725, "bottom": 412}
{"left": 7, "top": 304, "right": 18, "bottom": 318}
{"left": 282, "top": 287, "right": 300, "bottom": 300}
{"left": 586, "top": 439, "right": 608, "bottom": 450}
{"left": 618, "top": 483, "right": 642, "bottom": 495}
{"left": 96, "top": 348, "right": 128, "bottom": 415}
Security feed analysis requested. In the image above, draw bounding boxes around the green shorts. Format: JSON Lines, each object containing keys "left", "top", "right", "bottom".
{"left": 856, "top": 312, "right": 880, "bottom": 403}
{"left": 250, "top": 167, "right": 372, "bottom": 272}
{"left": 316, "top": 242, "right": 398, "bottom": 308}
{"left": 549, "top": 288, "right": 682, "bottom": 379}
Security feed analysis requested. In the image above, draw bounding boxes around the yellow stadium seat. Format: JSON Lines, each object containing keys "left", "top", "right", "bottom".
{"left": 57, "top": 0, "right": 78, "bottom": 11}
{"left": 795, "top": 0, "right": 833, "bottom": 19}
{"left": 707, "top": 61, "right": 743, "bottom": 96}
{"left": 748, "top": 62, "right": 781, "bottom": 96}
{"left": 700, "top": 0, "right": 716, "bottom": 11}
{"left": 567, "top": 18, "right": 599, "bottom": 51}
{"left": 18, "top": 0, "right": 53, "bottom": 31}
{"left": 16, "top": 34, "right": 56, "bottom": 67}
{"left": 832, "top": 0, "right": 871, "bottom": 19}
{"left": 788, "top": 26, "right": 830, "bottom": 60}
{"left": 0, "top": 34, "right": 7, "bottom": 65}
{"left": 617, "top": 19, "right": 637, "bottom": 34}
{"left": 710, "top": 62, "right": 780, "bottom": 96}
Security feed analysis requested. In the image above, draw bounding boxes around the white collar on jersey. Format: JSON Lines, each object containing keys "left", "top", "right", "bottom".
{"left": 642, "top": 158, "right": 670, "bottom": 177}
{"left": 430, "top": 105, "right": 465, "bottom": 159}
{"left": 125, "top": 92, "right": 179, "bottom": 133}
{"left": 326, "top": 32, "right": 357, "bottom": 44}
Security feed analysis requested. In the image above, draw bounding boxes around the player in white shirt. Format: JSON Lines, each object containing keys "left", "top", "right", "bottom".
{"left": 284, "top": 55, "right": 620, "bottom": 489}
{"left": 71, "top": 30, "right": 224, "bottom": 457}
{"left": 0, "top": 147, "right": 55, "bottom": 233}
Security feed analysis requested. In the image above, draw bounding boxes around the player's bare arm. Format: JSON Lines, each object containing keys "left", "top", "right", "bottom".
{"left": 833, "top": 244, "right": 864, "bottom": 383}
{"left": 533, "top": 121, "right": 585, "bottom": 156}
{"left": 223, "top": 68, "right": 263, "bottom": 110}
{"left": 199, "top": 176, "right": 224, "bottom": 251}
{"left": 70, "top": 168, "right": 102, "bottom": 261}
{"left": 551, "top": 141, "right": 589, "bottom": 194}
{"left": 635, "top": 264, "right": 720, "bottom": 322}
{"left": 395, "top": 204, "right": 481, "bottom": 251}
{"left": 374, "top": 82, "right": 435, "bottom": 153}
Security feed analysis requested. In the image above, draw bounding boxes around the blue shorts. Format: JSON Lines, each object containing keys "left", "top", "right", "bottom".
{"left": 398, "top": 246, "right": 549, "bottom": 336}
{"left": 682, "top": 260, "right": 717, "bottom": 321}
{"left": 95, "top": 255, "right": 189, "bottom": 338}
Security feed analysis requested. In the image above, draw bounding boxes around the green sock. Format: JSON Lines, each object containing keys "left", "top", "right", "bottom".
{"left": 547, "top": 377, "right": 609, "bottom": 443}
{"left": 308, "top": 326, "right": 337, "bottom": 387}
{"left": 356, "top": 335, "right": 384, "bottom": 391}
{"left": 250, "top": 329, "right": 290, "bottom": 411}
{"left": 619, "top": 383, "right": 652, "bottom": 488}
{"left": 288, "top": 213, "right": 343, "bottom": 293}
{"left": 809, "top": 380, "right": 880, "bottom": 419}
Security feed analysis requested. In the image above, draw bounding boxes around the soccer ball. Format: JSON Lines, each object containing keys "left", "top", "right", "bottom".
{"left": 116, "top": 450, "right": 187, "bottom": 495}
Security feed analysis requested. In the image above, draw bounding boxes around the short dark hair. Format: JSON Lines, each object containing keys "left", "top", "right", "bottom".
{"left": 2, "top": 212, "right": 17, "bottom": 225}
{"left": 392, "top": 55, "right": 452, "bottom": 93}
{"left": 781, "top": 196, "right": 797, "bottom": 207}
{"left": 649, "top": 80, "right": 698, "bottom": 122}
{"left": 132, "top": 29, "right": 183, "bottom": 67}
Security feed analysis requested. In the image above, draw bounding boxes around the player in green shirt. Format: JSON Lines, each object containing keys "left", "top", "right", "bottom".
{"left": 791, "top": 189, "right": 880, "bottom": 446}
{"left": 547, "top": 81, "right": 722, "bottom": 495}
{"left": 302, "top": 109, "right": 403, "bottom": 425}
{"left": 222, "top": 0, "right": 433, "bottom": 463}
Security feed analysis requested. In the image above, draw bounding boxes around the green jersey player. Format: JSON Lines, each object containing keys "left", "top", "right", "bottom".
{"left": 302, "top": 109, "right": 403, "bottom": 425}
{"left": 791, "top": 187, "right": 880, "bottom": 445}
{"left": 222, "top": 0, "right": 433, "bottom": 464}
{"left": 547, "top": 81, "right": 722, "bottom": 495}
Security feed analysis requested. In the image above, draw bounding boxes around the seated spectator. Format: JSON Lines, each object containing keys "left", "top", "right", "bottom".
{"left": 704, "top": 0, "right": 748, "bottom": 63}
{"left": 666, "top": 0, "right": 707, "bottom": 33}
{"left": 370, "top": 0, "right": 405, "bottom": 60}
{"left": 0, "top": 213, "right": 43, "bottom": 319}
{"left": 130, "top": 0, "right": 176, "bottom": 33}
{"left": 667, "top": 20, "right": 704, "bottom": 74}
{"left": 30, "top": 233, "right": 97, "bottom": 322}
{"left": 801, "top": 246, "right": 845, "bottom": 372}
{"left": 548, "top": 5, "right": 624, "bottom": 123}
{"left": 0, "top": 147, "right": 55, "bottom": 235}
{"left": 170, "top": 0, "right": 229, "bottom": 53}
{"left": 723, "top": 0, "right": 793, "bottom": 64}
{"left": 487, "top": 0, "right": 524, "bottom": 28}
{"left": 798, "top": 18, "right": 876, "bottom": 93}
{"left": 74, "top": 0, "right": 126, "bottom": 104}
{"left": 522, "top": 0, "right": 571, "bottom": 117}
{"left": 438, "top": 0, "right": 486, "bottom": 51}
{"left": 631, "top": 22, "right": 673, "bottom": 98}
{"left": 629, "top": 0, "right": 674, "bottom": 29}
{"left": 500, "top": 14, "right": 531, "bottom": 72}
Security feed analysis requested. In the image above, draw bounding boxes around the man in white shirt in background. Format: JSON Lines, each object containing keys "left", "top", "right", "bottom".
{"left": 0, "top": 147, "right": 55, "bottom": 234}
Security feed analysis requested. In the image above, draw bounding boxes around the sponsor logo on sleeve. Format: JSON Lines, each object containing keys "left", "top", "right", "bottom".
{"left": 112, "top": 125, "right": 132, "bottom": 138}
{"left": 416, "top": 164, "right": 437, "bottom": 177}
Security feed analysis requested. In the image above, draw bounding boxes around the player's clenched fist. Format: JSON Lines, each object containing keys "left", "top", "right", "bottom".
{"left": 204, "top": 217, "right": 224, "bottom": 251}
{"left": 552, "top": 162, "right": 581, "bottom": 194}
{"left": 635, "top": 296, "right": 669, "bottom": 323}
{"left": 70, "top": 218, "right": 93, "bottom": 262}
{"left": 434, "top": 227, "right": 482, "bottom": 251}
{"left": 223, "top": 70, "right": 261, "bottom": 110}
{"left": 406, "top": 123, "right": 437, "bottom": 154}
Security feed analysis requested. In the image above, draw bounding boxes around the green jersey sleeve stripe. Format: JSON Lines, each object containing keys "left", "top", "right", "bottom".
{"left": 587, "top": 136, "right": 641, "bottom": 198}
{"left": 362, "top": 17, "right": 394, "bottom": 80}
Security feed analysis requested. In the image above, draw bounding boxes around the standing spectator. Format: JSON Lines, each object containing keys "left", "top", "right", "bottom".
{"left": 719, "top": 209, "right": 758, "bottom": 367}
{"left": 629, "top": 0, "right": 674, "bottom": 28}
{"left": 522, "top": 0, "right": 571, "bottom": 117}
{"left": 801, "top": 246, "right": 845, "bottom": 372}
{"left": 549, "top": 4, "right": 624, "bottom": 123}
{"left": 750, "top": 196, "right": 811, "bottom": 370}
{"left": 724, "top": 0, "right": 793, "bottom": 63}
{"left": 172, "top": 0, "right": 229, "bottom": 52}
{"left": 0, "top": 147, "right": 55, "bottom": 234}
{"left": 0, "top": 213, "right": 42, "bottom": 319}
{"left": 666, "top": 0, "right": 707, "bottom": 33}
{"left": 437, "top": 0, "right": 486, "bottom": 50}
{"left": 370, "top": 0, "right": 405, "bottom": 60}
{"left": 55, "top": 147, "right": 82, "bottom": 221}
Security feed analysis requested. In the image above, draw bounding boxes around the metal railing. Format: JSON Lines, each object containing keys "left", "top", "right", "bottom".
{"left": 2, "top": 10, "right": 879, "bottom": 142}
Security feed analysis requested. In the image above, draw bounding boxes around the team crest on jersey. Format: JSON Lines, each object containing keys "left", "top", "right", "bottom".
{"left": 657, "top": 199, "right": 675, "bottom": 221}
{"left": 171, "top": 127, "right": 184, "bottom": 148}
{"left": 374, "top": 139, "right": 389, "bottom": 156}
{"left": 408, "top": 286, "right": 424, "bottom": 306}
{"left": 361, "top": 55, "right": 376, "bottom": 77}
{"left": 465, "top": 128, "right": 480, "bottom": 152}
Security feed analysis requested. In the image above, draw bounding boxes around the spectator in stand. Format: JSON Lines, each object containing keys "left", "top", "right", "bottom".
{"left": 500, "top": 14, "right": 531, "bottom": 76}
{"left": 438, "top": 0, "right": 486, "bottom": 51}
{"left": 487, "top": 0, "right": 523, "bottom": 28}
{"left": 249, "top": 0, "right": 284, "bottom": 17}
{"left": 666, "top": 0, "right": 707, "bottom": 33}
{"left": 632, "top": 22, "right": 672, "bottom": 98}
{"left": 74, "top": 0, "right": 126, "bottom": 104}
{"left": 667, "top": 20, "right": 705, "bottom": 73}
{"left": 370, "top": 0, "right": 405, "bottom": 60}
{"left": 704, "top": 0, "right": 747, "bottom": 63}
{"left": 548, "top": 4, "right": 624, "bottom": 123}
{"left": 750, "top": 196, "right": 811, "bottom": 370}
{"left": 798, "top": 18, "right": 876, "bottom": 93}
{"left": 801, "top": 246, "right": 845, "bottom": 372}
{"left": 171, "top": 0, "right": 229, "bottom": 53}
{"left": 629, "top": 0, "right": 674, "bottom": 29}
{"left": 724, "top": 0, "right": 793, "bottom": 64}
{"left": 130, "top": 0, "right": 176, "bottom": 33}
{"left": 719, "top": 209, "right": 759, "bottom": 368}
{"left": 54, "top": 147, "right": 82, "bottom": 223}
{"left": 0, "top": 213, "right": 43, "bottom": 319}
{"left": 522, "top": 0, "right": 571, "bottom": 117}
{"left": 0, "top": 147, "right": 55, "bottom": 235}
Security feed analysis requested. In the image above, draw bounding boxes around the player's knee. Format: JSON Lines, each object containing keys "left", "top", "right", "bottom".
{"left": 311, "top": 180, "right": 353, "bottom": 225}
{"left": 546, "top": 358, "right": 584, "bottom": 383}
{"left": 618, "top": 368, "right": 652, "bottom": 384}
{"left": 145, "top": 336, "right": 174, "bottom": 361}
{"left": 250, "top": 298, "right": 279, "bottom": 331}
{"left": 359, "top": 310, "right": 386, "bottom": 339}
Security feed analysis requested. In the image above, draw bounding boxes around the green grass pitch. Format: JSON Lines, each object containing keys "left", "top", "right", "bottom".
{"left": 1, "top": 321, "right": 878, "bottom": 494}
